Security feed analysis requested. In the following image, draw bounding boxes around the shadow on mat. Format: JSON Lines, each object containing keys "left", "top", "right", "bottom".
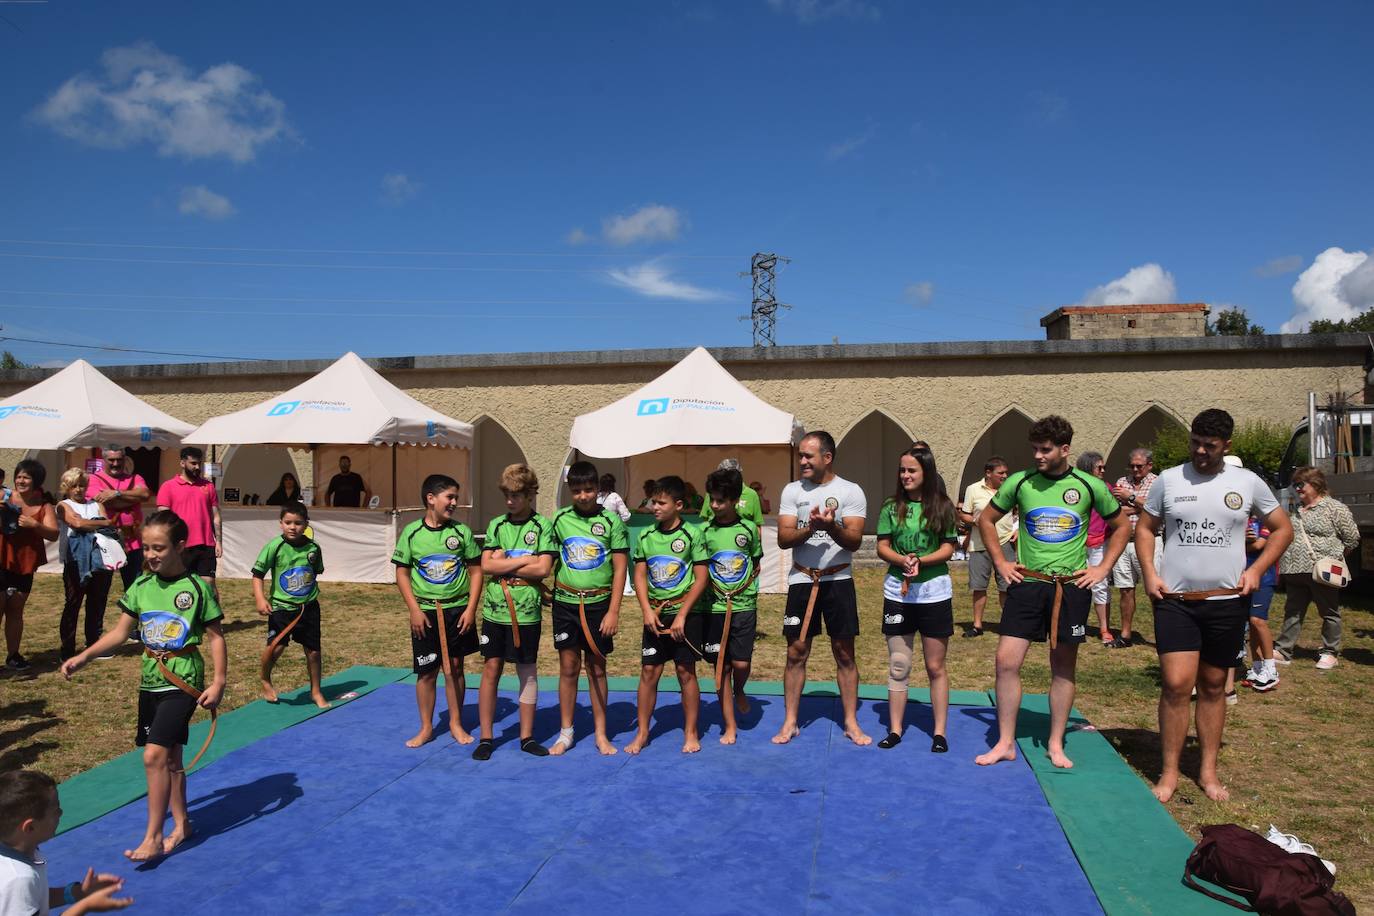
{"left": 274, "top": 679, "right": 369, "bottom": 707}
{"left": 137, "top": 772, "right": 304, "bottom": 870}
{"left": 1100, "top": 726, "right": 1226, "bottom": 787}
{"left": 870, "top": 701, "right": 939, "bottom": 740}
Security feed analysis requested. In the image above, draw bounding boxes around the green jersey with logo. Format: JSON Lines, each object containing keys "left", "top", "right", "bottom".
{"left": 698, "top": 484, "right": 765, "bottom": 526}
{"left": 699, "top": 518, "right": 763, "bottom": 613}
{"left": 633, "top": 521, "right": 705, "bottom": 607}
{"left": 481, "top": 513, "right": 556, "bottom": 624}
{"left": 252, "top": 535, "right": 324, "bottom": 607}
{"left": 392, "top": 519, "right": 480, "bottom": 605}
{"left": 119, "top": 572, "right": 223, "bottom": 692}
{"left": 551, "top": 506, "right": 629, "bottom": 601}
{"left": 876, "top": 499, "right": 958, "bottom": 582}
{"left": 991, "top": 468, "right": 1120, "bottom": 575}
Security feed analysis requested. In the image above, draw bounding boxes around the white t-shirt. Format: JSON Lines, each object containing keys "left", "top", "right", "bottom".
{"left": 1144, "top": 463, "right": 1280, "bottom": 597}
{"left": 779, "top": 474, "right": 867, "bottom": 584}
{"left": 58, "top": 498, "right": 103, "bottom": 564}
{"left": 597, "top": 491, "right": 632, "bottom": 522}
{"left": 0, "top": 843, "right": 48, "bottom": 916}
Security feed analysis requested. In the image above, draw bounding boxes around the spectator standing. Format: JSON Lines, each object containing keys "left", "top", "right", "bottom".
{"left": 699, "top": 459, "right": 764, "bottom": 526}
{"left": 326, "top": 455, "right": 369, "bottom": 508}
{"left": 1109, "top": 448, "right": 1158, "bottom": 646}
{"left": 636, "top": 479, "right": 655, "bottom": 511}
{"left": 2, "top": 460, "right": 59, "bottom": 671}
{"left": 958, "top": 456, "right": 1015, "bottom": 638}
{"left": 86, "top": 446, "right": 150, "bottom": 591}
{"left": 1274, "top": 466, "right": 1359, "bottom": 669}
{"left": 265, "top": 472, "right": 302, "bottom": 506}
{"left": 751, "top": 481, "right": 772, "bottom": 515}
{"left": 156, "top": 446, "right": 222, "bottom": 595}
{"left": 57, "top": 469, "right": 115, "bottom": 661}
{"left": 595, "top": 473, "right": 632, "bottom": 522}
{"left": 1076, "top": 452, "right": 1116, "bottom": 646}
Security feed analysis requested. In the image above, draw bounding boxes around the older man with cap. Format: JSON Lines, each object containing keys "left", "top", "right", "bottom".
{"left": 699, "top": 458, "right": 765, "bottom": 526}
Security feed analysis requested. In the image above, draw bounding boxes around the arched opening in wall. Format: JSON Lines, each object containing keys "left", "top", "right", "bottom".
{"left": 834, "top": 410, "right": 915, "bottom": 534}
{"left": 220, "top": 445, "right": 297, "bottom": 506}
{"left": 956, "top": 408, "right": 1035, "bottom": 503}
{"left": 555, "top": 450, "right": 630, "bottom": 509}
{"left": 470, "top": 415, "right": 529, "bottom": 530}
{"left": 1105, "top": 405, "right": 1187, "bottom": 482}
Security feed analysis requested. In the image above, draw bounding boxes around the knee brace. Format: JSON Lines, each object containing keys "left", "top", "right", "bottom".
{"left": 516, "top": 662, "right": 538, "bottom": 704}
{"left": 887, "top": 634, "right": 913, "bottom": 691}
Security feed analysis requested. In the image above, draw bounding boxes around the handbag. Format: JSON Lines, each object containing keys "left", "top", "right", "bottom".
{"left": 1296, "top": 508, "right": 1350, "bottom": 588}
{"left": 94, "top": 529, "right": 128, "bottom": 570}
{"left": 1183, "top": 824, "right": 1354, "bottom": 915}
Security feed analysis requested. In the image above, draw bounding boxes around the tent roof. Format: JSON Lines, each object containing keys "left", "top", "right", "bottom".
{"left": 0, "top": 359, "right": 194, "bottom": 450}
{"left": 182, "top": 352, "right": 474, "bottom": 447}
{"left": 569, "top": 347, "right": 801, "bottom": 458}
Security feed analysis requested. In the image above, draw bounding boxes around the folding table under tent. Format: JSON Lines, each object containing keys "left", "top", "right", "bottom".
{"left": 568, "top": 346, "right": 803, "bottom": 593}
{"left": 181, "top": 352, "right": 475, "bottom": 584}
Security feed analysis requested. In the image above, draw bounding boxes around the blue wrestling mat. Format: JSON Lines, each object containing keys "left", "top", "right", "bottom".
{"left": 44, "top": 681, "right": 1188, "bottom": 914}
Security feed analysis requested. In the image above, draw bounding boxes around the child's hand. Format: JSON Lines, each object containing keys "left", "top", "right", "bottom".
{"left": 73, "top": 874, "right": 134, "bottom": 912}
{"left": 409, "top": 607, "right": 428, "bottom": 639}
{"left": 16, "top": 512, "right": 36, "bottom": 529}
{"left": 458, "top": 608, "right": 476, "bottom": 634}
{"left": 669, "top": 616, "right": 686, "bottom": 641}
{"left": 600, "top": 610, "right": 619, "bottom": 636}
{"left": 198, "top": 682, "right": 224, "bottom": 710}
{"left": 903, "top": 554, "right": 920, "bottom": 577}
{"left": 255, "top": 598, "right": 272, "bottom": 617}
{"left": 61, "top": 655, "right": 85, "bottom": 680}
{"left": 79, "top": 867, "right": 124, "bottom": 899}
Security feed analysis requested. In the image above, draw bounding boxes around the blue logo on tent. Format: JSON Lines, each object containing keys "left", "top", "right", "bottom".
{"left": 417, "top": 554, "right": 459, "bottom": 585}
{"left": 140, "top": 426, "right": 152, "bottom": 442}
{"left": 267, "top": 401, "right": 299, "bottom": 417}
{"left": 647, "top": 555, "right": 688, "bottom": 589}
{"left": 710, "top": 550, "right": 750, "bottom": 586}
{"left": 0, "top": 407, "right": 15, "bottom": 420}
{"left": 1025, "top": 507, "right": 1082, "bottom": 544}
{"left": 278, "top": 566, "right": 316, "bottom": 597}
{"left": 426, "top": 421, "right": 437, "bottom": 438}
{"left": 561, "top": 536, "right": 606, "bottom": 571}
{"left": 637, "top": 398, "right": 669, "bottom": 417}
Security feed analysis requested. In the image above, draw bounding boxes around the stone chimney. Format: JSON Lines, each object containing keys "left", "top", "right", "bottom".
{"left": 1040, "top": 303, "right": 1210, "bottom": 340}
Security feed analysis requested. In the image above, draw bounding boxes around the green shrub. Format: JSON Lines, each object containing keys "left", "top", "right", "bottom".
{"left": 1149, "top": 419, "right": 1291, "bottom": 482}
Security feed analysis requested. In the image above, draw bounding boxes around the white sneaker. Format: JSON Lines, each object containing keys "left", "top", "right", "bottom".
{"left": 1273, "top": 654, "right": 1292, "bottom": 666}
{"left": 1315, "top": 654, "right": 1339, "bottom": 670}
{"left": 1265, "top": 826, "right": 1336, "bottom": 875}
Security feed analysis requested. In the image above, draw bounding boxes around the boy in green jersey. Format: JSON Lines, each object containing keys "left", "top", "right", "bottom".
{"left": 974, "top": 415, "right": 1130, "bottom": 770}
{"left": 700, "top": 467, "right": 763, "bottom": 745}
{"left": 548, "top": 461, "right": 629, "bottom": 756}
{"left": 253, "top": 501, "right": 327, "bottom": 707}
{"left": 475, "top": 464, "right": 556, "bottom": 760}
{"left": 392, "top": 474, "right": 483, "bottom": 748}
{"left": 62, "top": 509, "right": 227, "bottom": 862}
{"left": 624, "top": 476, "right": 711, "bottom": 755}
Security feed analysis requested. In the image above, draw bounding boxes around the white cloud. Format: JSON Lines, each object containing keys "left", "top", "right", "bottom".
{"left": 765, "top": 0, "right": 881, "bottom": 23}
{"left": 32, "top": 41, "right": 291, "bottom": 163}
{"left": 178, "top": 185, "right": 236, "bottom": 220}
{"left": 903, "top": 281, "right": 934, "bottom": 306}
{"left": 380, "top": 172, "right": 420, "bottom": 205}
{"left": 602, "top": 204, "right": 683, "bottom": 246}
{"left": 606, "top": 261, "right": 725, "bottom": 302}
{"left": 1077, "top": 263, "right": 1177, "bottom": 306}
{"left": 1254, "top": 254, "right": 1303, "bottom": 278}
{"left": 565, "top": 227, "right": 591, "bottom": 246}
{"left": 825, "top": 126, "right": 876, "bottom": 161}
{"left": 1282, "top": 247, "right": 1372, "bottom": 332}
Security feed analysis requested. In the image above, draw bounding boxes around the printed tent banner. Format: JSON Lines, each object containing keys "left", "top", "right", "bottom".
{"left": 0, "top": 359, "right": 194, "bottom": 449}
{"left": 181, "top": 352, "right": 474, "bottom": 448}
{"left": 568, "top": 346, "right": 802, "bottom": 457}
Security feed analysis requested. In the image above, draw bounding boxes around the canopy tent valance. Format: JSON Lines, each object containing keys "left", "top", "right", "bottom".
{"left": 0, "top": 359, "right": 193, "bottom": 449}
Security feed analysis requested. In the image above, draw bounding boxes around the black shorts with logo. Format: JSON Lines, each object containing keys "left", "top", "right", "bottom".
{"left": 267, "top": 601, "right": 322, "bottom": 653}
{"left": 480, "top": 618, "right": 540, "bottom": 665}
{"left": 136, "top": 688, "right": 199, "bottom": 748}
{"left": 410, "top": 603, "right": 480, "bottom": 674}
{"left": 1000, "top": 580, "right": 1091, "bottom": 644}
{"left": 880, "top": 598, "right": 955, "bottom": 638}
{"left": 782, "top": 578, "right": 860, "bottom": 641}
{"left": 1153, "top": 596, "right": 1249, "bottom": 669}
{"left": 703, "top": 610, "right": 758, "bottom": 665}
{"left": 551, "top": 598, "right": 614, "bottom": 657}
{"left": 641, "top": 611, "right": 705, "bottom": 667}
{"left": 183, "top": 545, "right": 218, "bottom": 578}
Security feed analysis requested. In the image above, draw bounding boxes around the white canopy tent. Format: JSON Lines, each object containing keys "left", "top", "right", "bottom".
{"left": 0, "top": 359, "right": 193, "bottom": 449}
{"left": 569, "top": 346, "right": 803, "bottom": 593}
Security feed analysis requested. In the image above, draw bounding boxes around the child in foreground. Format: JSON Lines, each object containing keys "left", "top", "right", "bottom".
{"left": 253, "top": 501, "right": 328, "bottom": 707}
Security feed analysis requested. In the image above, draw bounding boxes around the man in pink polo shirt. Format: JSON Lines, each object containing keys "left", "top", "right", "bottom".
{"left": 87, "top": 445, "right": 151, "bottom": 591}
{"left": 156, "top": 446, "right": 222, "bottom": 594}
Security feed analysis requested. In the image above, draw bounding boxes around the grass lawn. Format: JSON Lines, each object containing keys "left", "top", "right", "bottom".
{"left": 4, "top": 566, "right": 1371, "bottom": 907}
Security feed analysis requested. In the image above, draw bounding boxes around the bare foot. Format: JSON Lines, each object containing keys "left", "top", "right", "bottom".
{"left": 124, "top": 834, "right": 163, "bottom": 862}
{"left": 974, "top": 743, "right": 1017, "bottom": 766}
{"left": 405, "top": 728, "right": 434, "bottom": 748}
{"left": 735, "top": 692, "right": 751, "bottom": 715}
{"left": 162, "top": 823, "right": 193, "bottom": 854}
{"left": 261, "top": 681, "right": 279, "bottom": 703}
{"left": 624, "top": 732, "right": 650, "bottom": 755}
{"left": 311, "top": 693, "right": 332, "bottom": 709}
{"left": 449, "top": 724, "right": 475, "bottom": 745}
{"left": 1200, "top": 778, "right": 1230, "bottom": 802}
{"left": 1047, "top": 746, "right": 1074, "bottom": 769}
{"left": 548, "top": 737, "right": 571, "bottom": 757}
{"left": 719, "top": 728, "right": 737, "bottom": 746}
{"left": 771, "top": 724, "right": 800, "bottom": 745}
{"left": 681, "top": 733, "right": 701, "bottom": 754}
{"left": 594, "top": 735, "right": 619, "bottom": 756}
{"left": 1151, "top": 775, "right": 1178, "bottom": 803}
{"left": 843, "top": 724, "right": 872, "bottom": 746}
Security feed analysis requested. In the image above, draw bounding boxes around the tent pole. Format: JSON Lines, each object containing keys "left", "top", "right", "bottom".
{"left": 391, "top": 445, "right": 397, "bottom": 509}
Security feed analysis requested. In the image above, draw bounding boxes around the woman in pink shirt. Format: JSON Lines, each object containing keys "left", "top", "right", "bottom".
{"left": 1076, "top": 452, "right": 1117, "bottom": 647}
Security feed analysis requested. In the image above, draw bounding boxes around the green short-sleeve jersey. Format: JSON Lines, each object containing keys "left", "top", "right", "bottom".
{"left": 990, "top": 468, "right": 1120, "bottom": 575}
{"left": 876, "top": 499, "right": 958, "bottom": 582}
{"left": 698, "top": 485, "right": 765, "bottom": 526}
{"left": 551, "top": 506, "right": 629, "bottom": 601}
{"left": 392, "top": 519, "right": 480, "bottom": 606}
{"left": 481, "top": 513, "right": 556, "bottom": 624}
{"left": 699, "top": 518, "right": 763, "bottom": 613}
{"left": 633, "top": 521, "right": 704, "bottom": 606}
{"left": 252, "top": 535, "right": 323, "bottom": 607}
{"left": 119, "top": 571, "right": 222, "bottom": 692}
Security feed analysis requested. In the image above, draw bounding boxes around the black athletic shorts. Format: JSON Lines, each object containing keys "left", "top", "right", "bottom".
{"left": 1000, "top": 580, "right": 1091, "bottom": 644}
{"left": 0, "top": 569, "right": 34, "bottom": 594}
{"left": 136, "top": 688, "right": 198, "bottom": 748}
{"left": 782, "top": 578, "right": 859, "bottom": 641}
{"left": 1153, "top": 596, "right": 1249, "bottom": 669}
{"left": 641, "top": 611, "right": 704, "bottom": 667}
{"left": 267, "top": 601, "right": 321, "bottom": 653}
{"left": 551, "top": 598, "right": 614, "bottom": 657}
{"left": 411, "top": 603, "right": 480, "bottom": 674}
{"left": 480, "top": 618, "right": 540, "bottom": 664}
{"left": 880, "top": 598, "right": 955, "bottom": 638}
{"left": 703, "top": 610, "right": 758, "bottom": 665}
{"left": 183, "top": 545, "right": 218, "bottom": 578}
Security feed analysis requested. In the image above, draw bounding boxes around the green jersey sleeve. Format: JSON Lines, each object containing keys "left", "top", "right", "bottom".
{"left": 990, "top": 471, "right": 1027, "bottom": 514}
{"left": 876, "top": 500, "right": 897, "bottom": 539}
{"left": 481, "top": 515, "right": 503, "bottom": 551}
{"left": 1089, "top": 475, "right": 1122, "bottom": 520}
{"left": 610, "top": 514, "right": 630, "bottom": 553}
{"left": 391, "top": 522, "right": 416, "bottom": 566}
{"left": 632, "top": 527, "right": 649, "bottom": 563}
{"left": 536, "top": 515, "right": 558, "bottom": 555}
{"left": 690, "top": 523, "right": 710, "bottom": 565}
{"left": 251, "top": 538, "right": 280, "bottom": 578}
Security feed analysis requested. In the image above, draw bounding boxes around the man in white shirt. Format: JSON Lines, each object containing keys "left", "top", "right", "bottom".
{"left": 958, "top": 456, "right": 1016, "bottom": 637}
{"left": 772, "top": 431, "right": 869, "bottom": 746}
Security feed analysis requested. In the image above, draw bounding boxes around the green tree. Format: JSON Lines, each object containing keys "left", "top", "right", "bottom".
{"left": 1308, "top": 306, "right": 1374, "bottom": 333}
{"left": 0, "top": 351, "right": 29, "bottom": 370}
{"left": 1149, "top": 423, "right": 1191, "bottom": 471}
{"left": 1206, "top": 307, "right": 1265, "bottom": 336}
{"left": 1149, "top": 419, "right": 1292, "bottom": 483}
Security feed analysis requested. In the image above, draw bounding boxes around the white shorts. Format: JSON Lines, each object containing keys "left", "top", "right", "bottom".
{"left": 883, "top": 572, "right": 954, "bottom": 604}
{"left": 1087, "top": 545, "right": 1110, "bottom": 606}
{"left": 1111, "top": 537, "right": 1161, "bottom": 588}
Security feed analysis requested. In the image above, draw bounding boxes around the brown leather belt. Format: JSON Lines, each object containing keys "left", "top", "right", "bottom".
{"left": 554, "top": 581, "right": 613, "bottom": 661}
{"left": 1017, "top": 566, "right": 1086, "bottom": 650}
{"left": 1161, "top": 587, "right": 1244, "bottom": 601}
{"left": 649, "top": 597, "right": 705, "bottom": 659}
{"left": 260, "top": 605, "right": 305, "bottom": 682}
{"left": 498, "top": 578, "right": 539, "bottom": 648}
{"left": 432, "top": 600, "right": 455, "bottom": 681}
{"left": 712, "top": 565, "right": 761, "bottom": 688}
{"left": 791, "top": 562, "right": 851, "bottom": 641}
{"left": 144, "top": 646, "right": 216, "bottom": 771}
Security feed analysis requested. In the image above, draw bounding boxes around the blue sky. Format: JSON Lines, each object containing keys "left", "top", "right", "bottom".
{"left": 3, "top": 1, "right": 1372, "bottom": 366}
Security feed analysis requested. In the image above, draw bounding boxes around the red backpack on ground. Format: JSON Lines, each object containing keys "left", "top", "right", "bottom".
{"left": 1183, "top": 824, "right": 1355, "bottom": 915}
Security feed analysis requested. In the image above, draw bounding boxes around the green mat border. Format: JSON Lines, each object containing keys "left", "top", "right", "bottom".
{"left": 56, "top": 665, "right": 409, "bottom": 836}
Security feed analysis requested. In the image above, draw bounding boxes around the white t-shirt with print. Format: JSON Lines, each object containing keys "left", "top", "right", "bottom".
{"left": 780, "top": 474, "right": 867, "bottom": 585}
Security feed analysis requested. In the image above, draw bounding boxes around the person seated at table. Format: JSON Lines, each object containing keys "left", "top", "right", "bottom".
{"left": 265, "top": 472, "right": 302, "bottom": 506}
{"left": 325, "top": 456, "right": 369, "bottom": 508}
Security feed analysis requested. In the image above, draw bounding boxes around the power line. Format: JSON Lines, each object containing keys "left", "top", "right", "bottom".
{"left": 2, "top": 302, "right": 634, "bottom": 321}
{"left": 0, "top": 288, "right": 704, "bottom": 307}
{"left": 0, "top": 252, "right": 595, "bottom": 273}
{"left": 0, "top": 238, "right": 738, "bottom": 260}
{"left": 0, "top": 332, "right": 262, "bottom": 362}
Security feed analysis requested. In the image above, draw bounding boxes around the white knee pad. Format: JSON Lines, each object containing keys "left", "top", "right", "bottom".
{"left": 887, "top": 634, "right": 913, "bottom": 691}
{"left": 516, "top": 662, "right": 538, "bottom": 704}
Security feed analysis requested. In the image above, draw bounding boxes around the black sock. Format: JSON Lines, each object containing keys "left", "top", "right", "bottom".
{"left": 521, "top": 737, "right": 549, "bottom": 757}
{"left": 473, "top": 739, "right": 494, "bottom": 761}
{"left": 877, "top": 731, "right": 902, "bottom": 749}
{"left": 931, "top": 734, "right": 949, "bottom": 753}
